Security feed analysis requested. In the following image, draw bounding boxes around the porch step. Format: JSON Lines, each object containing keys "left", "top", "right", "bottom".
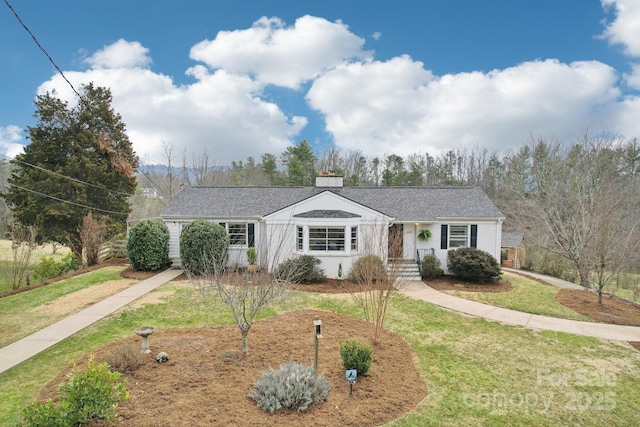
{"left": 388, "top": 260, "right": 422, "bottom": 281}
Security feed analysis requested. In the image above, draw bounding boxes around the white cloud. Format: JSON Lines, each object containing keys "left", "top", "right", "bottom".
{"left": 37, "top": 40, "right": 307, "bottom": 164}
{"left": 600, "top": 0, "right": 640, "bottom": 57}
{"left": 26, "top": 14, "right": 640, "bottom": 167}
{"left": 624, "top": 62, "right": 640, "bottom": 89}
{"left": 308, "top": 57, "right": 622, "bottom": 156}
{"left": 0, "top": 125, "right": 25, "bottom": 159}
{"left": 84, "top": 39, "right": 152, "bottom": 69}
{"left": 189, "top": 15, "right": 370, "bottom": 89}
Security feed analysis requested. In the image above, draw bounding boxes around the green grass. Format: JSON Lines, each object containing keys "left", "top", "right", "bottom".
{"left": 0, "top": 242, "right": 71, "bottom": 293}
{"left": 446, "top": 272, "right": 592, "bottom": 321}
{"left": 0, "top": 266, "right": 126, "bottom": 348}
{"left": 1, "top": 277, "right": 639, "bottom": 426}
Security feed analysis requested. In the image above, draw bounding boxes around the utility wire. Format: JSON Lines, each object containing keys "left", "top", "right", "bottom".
{"left": 9, "top": 184, "right": 130, "bottom": 216}
{"left": 0, "top": 152, "right": 133, "bottom": 197}
{"left": 3, "top": 0, "right": 81, "bottom": 99}
{"left": 3, "top": 0, "right": 138, "bottom": 202}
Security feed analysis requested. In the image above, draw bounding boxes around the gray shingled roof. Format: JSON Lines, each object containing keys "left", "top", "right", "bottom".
{"left": 501, "top": 231, "right": 524, "bottom": 248}
{"left": 161, "top": 186, "right": 504, "bottom": 221}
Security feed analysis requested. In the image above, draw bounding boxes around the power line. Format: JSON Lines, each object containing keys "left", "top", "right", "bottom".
{"left": 0, "top": 153, "right": 133, "bottom": 197}
{"left": 3, "top": 0, "right": 81, "bottom": 99}
{"left": 8, "top": 183, "right": 130, "bottom": 216}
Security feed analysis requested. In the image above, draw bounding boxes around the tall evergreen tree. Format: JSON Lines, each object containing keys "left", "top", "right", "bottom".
{"left": 4, "top": 83, "right": 138, "bottom": 260}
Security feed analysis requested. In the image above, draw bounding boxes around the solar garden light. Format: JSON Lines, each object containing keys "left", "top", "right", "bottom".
{"left": 313, "top": 317, "right": 322, "bottom": 374}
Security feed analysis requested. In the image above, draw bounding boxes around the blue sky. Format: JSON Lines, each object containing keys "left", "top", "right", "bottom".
{"left": 1, "top": 0, "right": 639, "bottom": 165}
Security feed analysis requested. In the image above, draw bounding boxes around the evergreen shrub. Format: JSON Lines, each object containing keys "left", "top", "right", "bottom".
{"left": 32, "top": 252, "right": 79, "bottom": 282}
{"left": 447, "top": 247, "right": 501, "bottom": 283}
{"left": 179, "top": 220, "right": 228, "bottom": 275}
{"left": 127, "top": 219, "right": 170, "bottom": 271}
{"left": 349, "top": 254, "right": 387, "bottom": 283}
{"left": 275, "top": 255, "right": 325, "bottom": 283}
{"left": 339, "top": 339, "right": 372, "bottom": 376}
{"left": 21, "top": 358, "right": 128, "bottom": 426}
{"left": 421, "top": 254, "right": 444, "bottom": 279}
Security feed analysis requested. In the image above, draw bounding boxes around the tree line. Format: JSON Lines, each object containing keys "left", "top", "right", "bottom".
{"left": 0, "top": 83, "right": 638, "bottom": 298}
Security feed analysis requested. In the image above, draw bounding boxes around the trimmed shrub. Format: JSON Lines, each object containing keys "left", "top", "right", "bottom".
{"left": 447, "top": 247, "right": 501, "bottom": 283}
{"left": 179, "top": 220, "right": 228, "bottom": 275}
{"left": 21, "top": 357, "right": 128, "bottom": 426}
{"left": 275, "top": 255, "right": 325, "bottom": 283}
{"left": 127, "top": 220, "right": 170, "bottom": 271}
{"left": 349, "top": 254, "right": 387, "bottom": 283}
{"left": 249, "top": 360, "right": 329, "bottom": 413}
{"left": 32, "top": 252, "right": 79, "bottom": 282}
{"left": 421, "top": 254, "right": 444, "bottom": 279}
{"left": 339, "top": 339, "right": 372, "bottom": 376}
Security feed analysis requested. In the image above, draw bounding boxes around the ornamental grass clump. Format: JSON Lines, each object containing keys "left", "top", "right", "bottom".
{"left": 249, "top": 360, "right": 329, "bottom": 413}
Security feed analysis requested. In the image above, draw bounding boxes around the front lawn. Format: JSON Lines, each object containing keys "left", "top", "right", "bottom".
{"left": 1, "top": 278, "right": 639, "bottom": 426}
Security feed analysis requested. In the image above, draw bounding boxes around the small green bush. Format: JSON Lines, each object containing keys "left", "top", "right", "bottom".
{"left": 275, "top": 255, "right": 325, "bottom": 283}
{"left": 20, "top": 357, "right": 128, "bottom": 426}
{"left": 447, "top": 247, "right": 501, "bottom": 283}
{"left": 339, "top": 339, "right": 372, "bottom": 376}
{"left": 32, "top": 252, "right": 79, "bottom": 282}
{"left": 104, "top": 344, "right": 144, "bottom": 373}
{"left": 179, "top": 220, "right": 229, "bottom": 275}
{"left": 20, "top": 399, "right": 71, "bottom": 427}
{"left": 421, "top": 254, "right": 444, "bottom": 279}
{"left": 349, "top": 254, "right": 387, "bottom": 283}
{"left": 249, "top": 360, "right": 329, "bottom": 413}
{"left": 127, "top": 219, "right": 170, "bottom": 271}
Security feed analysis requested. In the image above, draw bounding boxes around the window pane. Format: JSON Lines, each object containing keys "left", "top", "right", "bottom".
{"left": 228, "top": 223, "right": 247, "bottom": 245}
{"left": 308, "top": 227, "right": 345, "bottom": 251}
{"left": 351, "top": 226, "right": 358, "bottom": 251}
{"left": 449, "top": 225, "right": 468, "bottom": 248}
{"left": 297, "top": 226, "right": 303, "bottom": 251}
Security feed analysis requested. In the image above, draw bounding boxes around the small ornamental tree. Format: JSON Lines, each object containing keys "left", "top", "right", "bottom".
{"left": 180, "top": 220, "right": 228, "bottom": 275}
{"left": 127, "top": 220, "right": 170, "bottom": 271}
{"left": 447, "top": 247, "right": 501, "bottom": 283}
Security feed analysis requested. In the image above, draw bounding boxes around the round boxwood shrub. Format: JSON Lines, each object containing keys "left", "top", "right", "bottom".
{"left": 179, "top": 220, "right": 228, "bottom": 275}
{"left": 421, "top": 254, "right": 444, "bottom": 280}
{"left": 127, "top": 220, "right": 170, "bottom": 271}
{"left": 339, "top": 339, "right": 372, "bottom": 376}
{"left": 447, "top": 247, "right": 501, "bottom": 283}
{"left": 275, "top": 255, "right": 325, "bottom": 283}
{"left": 349, "top": 254, "right": 387, "bottom": 284}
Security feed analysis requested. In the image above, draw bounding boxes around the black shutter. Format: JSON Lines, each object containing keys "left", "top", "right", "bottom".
{"left": 470, "top": 224, "right": 478, "bottom": 248}
{"left": 440, "top": 224, "right": 448, "bottom": 249}
{"left": 248, "top": 223, "right": 255, "bottom": 247}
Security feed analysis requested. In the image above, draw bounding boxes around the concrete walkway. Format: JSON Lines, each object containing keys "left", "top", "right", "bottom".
{"left": 400, "top": 280, "right": 640, "bottom": 342}
{"left": 0, "top": 268, "right": 183, "bottom": 375}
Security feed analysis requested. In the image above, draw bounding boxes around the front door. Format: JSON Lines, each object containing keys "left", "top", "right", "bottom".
{"left": 388, "top": 224, "right": 404, "bottom": 259}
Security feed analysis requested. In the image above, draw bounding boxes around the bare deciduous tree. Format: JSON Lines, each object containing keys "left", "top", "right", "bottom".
{"left": 502, "top": 134, "right": 640, "bottom": 303}
{"left": 0, "top": 223, "right": 37, "bottom": 289}
{"left": 188, "top": 225, "right": 301, "bottom": 356}
{"left": 350, "top": 222, "right": 409, "bottom": 344}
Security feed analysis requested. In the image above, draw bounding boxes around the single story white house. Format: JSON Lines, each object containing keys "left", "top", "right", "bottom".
{"left": 160, "top": 174, "right": 505, "bottom": 278}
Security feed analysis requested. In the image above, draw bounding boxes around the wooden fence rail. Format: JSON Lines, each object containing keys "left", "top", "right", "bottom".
{"left": 99, "top": 239, "right": 127, "bottom": 262}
